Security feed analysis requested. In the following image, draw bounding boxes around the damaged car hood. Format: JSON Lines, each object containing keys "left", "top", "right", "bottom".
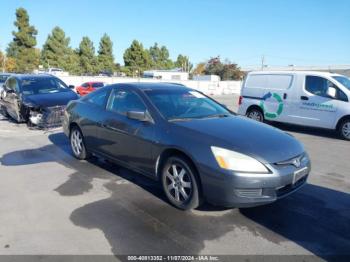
{"left": 22, "top": 90, "right": 79, "bottom": 108}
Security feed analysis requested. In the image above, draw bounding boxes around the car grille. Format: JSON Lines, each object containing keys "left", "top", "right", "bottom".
{"left": 40, "top": 106, "right": 66, "bottom": 128}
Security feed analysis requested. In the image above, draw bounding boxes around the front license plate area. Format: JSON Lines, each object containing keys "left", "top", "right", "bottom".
{"left": 293, "top": 167, "right": 308, "bottom": 184}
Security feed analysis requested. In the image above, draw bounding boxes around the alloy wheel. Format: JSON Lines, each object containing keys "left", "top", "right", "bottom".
{"left": 342, "top": 122, "right": 350, "bottom": 139}
{"left": 71, "top": 129, "right": 83, "bottom": 156}
{"left": 248, "top": 110, "right": 263, "bottom": 122}
{"left": 164, "top": 163, "right": 193, "bottom": 203}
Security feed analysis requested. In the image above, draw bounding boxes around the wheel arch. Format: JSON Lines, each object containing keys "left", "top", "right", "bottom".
{"left": 246, "top": 104, "right": 264, "bottom": 115}
{"left": 69, "top": 122, "right": 81, "bottom": 137}
{"left": 336, "top": 115, "right": 350, "bottom": 130}
{"left": 156, "top": 148, "right": 203, "bottom": 194}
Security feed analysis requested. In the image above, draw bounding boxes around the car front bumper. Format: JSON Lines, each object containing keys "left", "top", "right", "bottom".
{"left": 199, "top": 160, "right": 311, "bottom": 208}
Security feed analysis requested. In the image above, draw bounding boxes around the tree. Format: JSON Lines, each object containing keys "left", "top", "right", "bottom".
{"left": 149, "top": 43, "right": 173, "bottom": 69}
{"left": 41, "top": 26, "right": 75, "bottom": 71}
{"left": 7, "top": 8, "right": 39, "bottom": 72}
{"left": 204, "top": 57, "right": 243, "bottom": 80}
{"left": 123, "top": 40, "right": 152, "bottom": 75}
{"left": 78, "top": 36, "right": 97, "bottom": 75}
{"left": 97, "top": 33, "right": 115, "bottom": 74}
{"left": 174, "top": 54, "right": 193, "bottom": 72}
{"left": 192, "top": 62, "right": 206, "bottom": 75}
{"left": 1, "top": 51, "right": 16, "bottom": 72}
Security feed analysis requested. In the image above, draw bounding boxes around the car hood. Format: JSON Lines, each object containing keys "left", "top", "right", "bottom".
{"left": 173, "top": 116, "right": 304, "bottom": 164}
{"left": 23, "top": 90, "right": 79, "bottom": 108}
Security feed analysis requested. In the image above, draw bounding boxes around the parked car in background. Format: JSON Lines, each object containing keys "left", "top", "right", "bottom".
{"left": 0, "top": 74, "right": 78, "bottom": 128}
{"left": 46, "top": 67, "right": 69, "bottom": 77}
{"left": 238, "top": 71, "right": 350, "bottom": 140}
{"left": 63, "top": 83, "right": 310, "bottom": 210}
{"left": 75, "top": 81, "right": 105, "bottom": 96}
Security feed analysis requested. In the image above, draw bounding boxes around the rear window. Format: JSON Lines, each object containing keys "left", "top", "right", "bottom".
{"left": 245, "top": 74, "right": 293, "bottom": 90}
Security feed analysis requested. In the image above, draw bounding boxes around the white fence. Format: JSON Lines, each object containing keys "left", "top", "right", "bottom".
{"left": 57, "top": 75, "right": 242, "bottom": 95}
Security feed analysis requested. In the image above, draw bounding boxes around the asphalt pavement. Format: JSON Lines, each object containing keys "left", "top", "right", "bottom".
{"left": 0, "top": 94, "right": 349, "bottom": 261}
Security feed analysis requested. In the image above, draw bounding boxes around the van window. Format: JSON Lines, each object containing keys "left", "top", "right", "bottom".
{"left": 245, "top": 74, "right": 292, "bottom": 90}
{"left": 305, "top": 76, "right": 348, "bottom": 101}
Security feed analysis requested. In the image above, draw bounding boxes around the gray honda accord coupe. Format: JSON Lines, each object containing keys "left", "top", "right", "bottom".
{"left": 63, "top": 83, "right": 311, "bottom": 210}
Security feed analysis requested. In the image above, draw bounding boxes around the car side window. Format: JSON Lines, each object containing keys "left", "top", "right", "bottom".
{"left": 87, "top": 89, "right": 109, "bottom": 107}
{"left": 82, "top": 83, "right": 89, "bottom": 88}
{"left": 106, "top": 89, "right": 146, "bottom": 115}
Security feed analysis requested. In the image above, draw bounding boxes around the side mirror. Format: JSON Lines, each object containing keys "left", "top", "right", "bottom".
{"left": 327, "top": 86, "right": 337, "bottom": 98}
{"left": 127, "top": 111, "right": 152, "bottom": 122}
{"left": 68, "top": 85, "right": 75, "bottom": 89}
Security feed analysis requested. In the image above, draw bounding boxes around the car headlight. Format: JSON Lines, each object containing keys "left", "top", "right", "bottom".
{"left": 211, "top": 146, "right": 269, "bottom": 173}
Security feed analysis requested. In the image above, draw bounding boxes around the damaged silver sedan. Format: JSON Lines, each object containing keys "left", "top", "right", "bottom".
{"left": 0, "top": 74, "right": 78, "bottom": 128}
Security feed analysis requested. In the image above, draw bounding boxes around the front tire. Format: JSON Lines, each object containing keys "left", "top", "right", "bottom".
{"left": 338, "top": 119, "right": 350, "bottom": 141}
{"left": 70, "top": 126, "right": 90, "bottom": 160}
{"left": 161, "top": 156, "right": 201, "bottom": 210}
{"left": 0, "top": 105, "right": 9, "bottom": 118}
{"left": 247, "top": 108, "right": 264, "bottom": 122}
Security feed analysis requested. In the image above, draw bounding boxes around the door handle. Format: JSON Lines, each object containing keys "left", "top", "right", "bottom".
{"left": 300, "top": 96, "right": 309, "bottom": 101}
{"left": 101, "top": 123, "right": 121, "bottom": 132}
{"left": 283, "top": 93, "right": 287, "bottom": 100}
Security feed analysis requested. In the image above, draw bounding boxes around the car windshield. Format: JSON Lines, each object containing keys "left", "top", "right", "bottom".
{"left": 20, "top": 77, "right": 69, "bottom": 95}
{"left": 333, "top": 76, "right": 350, "bottom": 90}
{"left": 145, "top": 89, "right": 231, "bottom": 120}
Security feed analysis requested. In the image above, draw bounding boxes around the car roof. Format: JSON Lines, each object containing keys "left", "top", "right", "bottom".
{"left": 10, "top": 74, "right": 58, "bottom": 80}
{"left": 114, "top": 82, "right": 189, "bottom": 91}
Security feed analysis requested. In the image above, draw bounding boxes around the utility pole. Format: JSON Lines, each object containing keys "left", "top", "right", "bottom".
{"left": 261, "top": 55, "right": 265, "bottom": 71}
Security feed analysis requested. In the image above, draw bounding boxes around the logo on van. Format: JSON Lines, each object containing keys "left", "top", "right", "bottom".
{"left": 260, "top": 92, "right": 284, "bottom": 119}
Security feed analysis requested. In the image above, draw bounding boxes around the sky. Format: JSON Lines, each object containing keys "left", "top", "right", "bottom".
{"left": 0, "top": 0, "right": 349, "bottom": 67}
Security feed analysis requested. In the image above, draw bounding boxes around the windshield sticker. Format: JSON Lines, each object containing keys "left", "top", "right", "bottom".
{"left": 260, "top": 92, "right": 284, "bottom": 119}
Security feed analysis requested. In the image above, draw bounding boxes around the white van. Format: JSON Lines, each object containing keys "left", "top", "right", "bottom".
{"left": 238, "top": 71, "right": 350, "bottom": 140}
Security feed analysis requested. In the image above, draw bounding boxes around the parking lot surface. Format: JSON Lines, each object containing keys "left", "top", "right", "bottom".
{"left": 0, "top": 94, "right": 349, "bottom": 259}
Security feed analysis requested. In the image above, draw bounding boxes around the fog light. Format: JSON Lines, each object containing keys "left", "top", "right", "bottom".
{"left": 234, "top": 188, "right": 263, "bottom": 198}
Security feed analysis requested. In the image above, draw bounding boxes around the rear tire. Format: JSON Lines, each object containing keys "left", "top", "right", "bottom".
{"left": 338, "top": 119, "right": 350, "bottom": 141}
{"left": 161, "top": 156, "right": 201, "bottom": 210}
{"left": 247, "top": 108, "right": 264, "bottom": 122}
{"left": 70, "top": 126, "right": 90, "bottom": 160}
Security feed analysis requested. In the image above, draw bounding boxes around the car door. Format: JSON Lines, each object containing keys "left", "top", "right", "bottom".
{"left": 296, "top": 75, "right": 339, "bottom": 128}
{"left": 79, "top": 88, "right": 111, "bottom": 149}
{"left": 96, "top": 88, "right": 156, "bottom": 175}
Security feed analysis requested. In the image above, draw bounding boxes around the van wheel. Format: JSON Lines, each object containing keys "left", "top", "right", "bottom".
{"left": 161, "top": 156, "right": 201, "bottom": 210}
{"left": 338, "top": 119, "right": 350, "bottom": 141}
{"left": 247, "top": 108, "right": 264, "bottom": 122}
